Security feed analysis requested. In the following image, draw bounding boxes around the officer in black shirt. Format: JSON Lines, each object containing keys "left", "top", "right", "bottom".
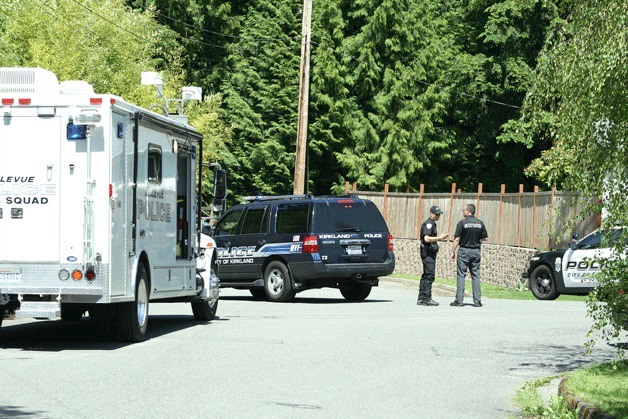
{"left": 450, "top": 203, "right": 488, "bottom": 307}
{"left": 417, "top": 205, "right": 449, "bottom": 306}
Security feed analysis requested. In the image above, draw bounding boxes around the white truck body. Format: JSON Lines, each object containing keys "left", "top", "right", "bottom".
{"left": 0, "top": 68, "right": 219, "bottom": 341}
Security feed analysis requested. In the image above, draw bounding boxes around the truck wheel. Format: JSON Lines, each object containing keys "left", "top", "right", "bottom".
{"left": 118, "top": 263, "right": 149, "bottom": 342}
{"left": 61, "top": 304, "right": 85, "bottom": 321}
{"left": 529, "top": 265, "right": 559, "bottom": 300}
{"left": 264, "top": 261, "right": 295, "bottom": 302}
{"left": 339, "top": 281, "right": 372, "bottom": 301}
{"left": 90, "top": 304, "right": 117, "bottom": 340}
{"left": 192, "top": 299, "right": 218, "bottom": 321}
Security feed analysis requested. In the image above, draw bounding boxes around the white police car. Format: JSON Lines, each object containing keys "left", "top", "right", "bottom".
{"left": 524, "top": 227, "right": 623, "bottom": 300}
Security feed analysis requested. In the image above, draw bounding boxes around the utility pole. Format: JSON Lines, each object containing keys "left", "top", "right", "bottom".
{"left": 293, "top": 0, "right": 312, "bottom": 194}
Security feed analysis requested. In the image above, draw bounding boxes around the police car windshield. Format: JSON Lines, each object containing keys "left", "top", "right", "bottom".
{"left": 313, "top": 202, "right": 388, "bottom": 233}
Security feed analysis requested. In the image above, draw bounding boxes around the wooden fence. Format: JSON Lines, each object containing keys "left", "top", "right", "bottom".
{"left": 346, "top": 182, "right": 599, "bottom": 250}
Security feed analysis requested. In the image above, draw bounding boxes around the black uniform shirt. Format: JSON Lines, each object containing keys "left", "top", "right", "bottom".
{"left": 454, "top": 215, "right": 488, "bottom": 249}
{"left": 421, "top": 217, "right": 438, "bottom": 246}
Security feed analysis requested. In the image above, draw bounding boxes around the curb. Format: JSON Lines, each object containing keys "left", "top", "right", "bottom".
{"left": 558, "top": 377, "right": 615, "bottom": 419}
{"left": 381, "top": 277, "right": 471, "bottom": 297}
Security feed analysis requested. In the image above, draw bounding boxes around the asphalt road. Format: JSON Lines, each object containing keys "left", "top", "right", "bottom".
{"left": 0, "top": 280, "right": 621, "bottom": 418}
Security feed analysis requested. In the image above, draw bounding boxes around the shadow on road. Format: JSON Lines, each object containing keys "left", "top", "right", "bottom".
{"left": 500, "top": 343, "right": 618, "bottom": 374}
{"left": 0, "top": 314, "right": 216, "bottom": 351}
{"left": 0, "top": 405, "right": 47, "bottom": 418}
{"left": 219, "top": 295, "right": 392, "bottom": 304}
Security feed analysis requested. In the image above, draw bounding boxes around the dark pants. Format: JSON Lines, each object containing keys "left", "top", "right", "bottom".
{"left": 455, "top": 247, "right": 482, "bottom": 304}
{"left": 419, "top": 253, "right": 436, "bottom": 301}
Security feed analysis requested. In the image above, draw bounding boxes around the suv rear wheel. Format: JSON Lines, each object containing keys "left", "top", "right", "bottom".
{"left": 264, "top": 261, "right": 296, "bottom": 302}
{"left": 339, "top": 281, "right": 372, "bottom": 301}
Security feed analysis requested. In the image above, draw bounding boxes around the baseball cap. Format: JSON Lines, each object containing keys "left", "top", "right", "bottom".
{"left": 430, "top": 205, "right": 443, "bottom": 215}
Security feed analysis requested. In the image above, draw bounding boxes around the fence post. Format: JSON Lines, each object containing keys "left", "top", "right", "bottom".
{"left": 416, "top": 183, "right": 425, "bottom": 239}
{"left": 476, "top": 183, "right": 483, "bottom": 217}
{"left": 344, "top": 181, "right": 350, "bottom": 195}
{"left": 518, "top": 184, "right": 523, "bottom": 247}
{"left": 383, "top": 183, "right": 389, "bottom": 222}
{"left": 533, "top": 185, "right": 539, "bottom": 248}
{"left": 498, "top": 184, "right": 505, "bottom": 245}
{"left": 448, "top": 183, "right": 456, "bottom": 239}
{"left": 352, "top": 182, "right": 357, "bottom": 192}
{"left": 549, "top": 187, "right": 556, "bottom": 249}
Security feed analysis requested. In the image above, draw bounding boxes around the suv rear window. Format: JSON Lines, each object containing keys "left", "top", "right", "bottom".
{"left": 276, "top": 203, "right": 309, "bottom": 234}
{"left": 313, "top": 201, "right": 388, "bottom": 232}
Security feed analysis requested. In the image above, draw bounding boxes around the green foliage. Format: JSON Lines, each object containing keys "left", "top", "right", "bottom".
{"left": 505, "top": 0, "right": 627, "bottom": 352}
{"left": 186, "top": 94, "right": 235, "bottom": 210}
{"left": 514, "top": 376, "right": 576, "bottom": 418}
{"left": 0, "top": 0, "right": 181, "bottom": 107}
{"left": 566, "top": 361, "right": 628, "bottom": 418}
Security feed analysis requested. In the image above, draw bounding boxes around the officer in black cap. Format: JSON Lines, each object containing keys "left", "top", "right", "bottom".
{"left": 417, "top": 205, "right": 449, "bottom": 306}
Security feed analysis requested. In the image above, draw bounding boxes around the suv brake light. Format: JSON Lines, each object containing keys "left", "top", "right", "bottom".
{"left": 302, "top": 235, "right": 319, "bottom": 253}
{"left": 387, "top": 234, "right": 394, "bottom": 252}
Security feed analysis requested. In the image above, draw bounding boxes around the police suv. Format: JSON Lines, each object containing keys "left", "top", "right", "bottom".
{"left": 211, "top": 195, "right": 395, "bottom": 302}
{"left": 524, "top": 227, "right": 623, "bottom": 300}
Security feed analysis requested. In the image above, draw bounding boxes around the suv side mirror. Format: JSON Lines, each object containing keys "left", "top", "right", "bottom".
{"left": 569, "top": 241, "right": 577, "bottom": 250}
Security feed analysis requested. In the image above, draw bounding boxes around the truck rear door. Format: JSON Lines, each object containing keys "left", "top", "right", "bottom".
{"left": 0, "top": 116, "right": 61, "bottom": 262}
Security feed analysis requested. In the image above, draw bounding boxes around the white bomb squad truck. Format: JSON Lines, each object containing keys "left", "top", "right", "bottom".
{"left": 0, "top": 67, "right": 224, "bottom": 342}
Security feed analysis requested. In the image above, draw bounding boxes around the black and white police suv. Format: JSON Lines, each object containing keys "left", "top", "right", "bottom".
{"left": 523, "top": 227, "right": 623, "bottom": 300}
{"left": 210, "top": 195, "right": 395, "bottom": 302}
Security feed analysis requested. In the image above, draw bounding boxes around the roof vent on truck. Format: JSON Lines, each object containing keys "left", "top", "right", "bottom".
{"left": 60, "top": 80, "right": 95, "bottom": 95}
{"left": 0, "top": 67, "right": 59, "bottom": 95}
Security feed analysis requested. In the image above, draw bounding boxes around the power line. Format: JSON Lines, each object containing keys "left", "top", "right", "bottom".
{"left": 155, "top": 10, "right": 297, "bottom": 44}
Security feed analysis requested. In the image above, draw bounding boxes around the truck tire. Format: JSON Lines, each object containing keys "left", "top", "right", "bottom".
{"left": 264, "top": 261, "right": 296, "bottom": 302}
{"left": 90, "top": 304, "right": 117, "bottom": 340}
{"left": 192, "top": 299, "right": 218, "bottom": 321}
{"left": 61, "top": 303, "right": 85, "bottom": 321}
{"left": 339, "top": 281, "right": 372, "bottom": 301}
{"left": 118, "top": 264, "right": 150, "bottom": 342}
{"left": 529, "top": 265, "right": 559, "bottom": 300}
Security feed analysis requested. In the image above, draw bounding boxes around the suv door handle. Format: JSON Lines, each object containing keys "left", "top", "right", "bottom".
{"left": 224, "top": 242, "right": 231, "bottom": 248}
{"left": 258, "top": 239, "right": 267, "bottom": 246}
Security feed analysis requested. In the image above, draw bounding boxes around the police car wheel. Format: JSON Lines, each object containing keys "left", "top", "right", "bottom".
{"left": 339, "top": 281, "right": 372, "bottom": 301}
{"left": 529, "top": 265, "right": 559, "bottom": 300}
{"left": 264, "top": 261, "right": 296, "bottom": 302}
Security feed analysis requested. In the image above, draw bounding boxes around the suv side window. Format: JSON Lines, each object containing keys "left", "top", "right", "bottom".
{"left": 214, "top": 209, "right": 243, "bottom": 236}
{"left": 240, "top": 206, "right": 269, "bottom": 235}
{"left": 276, "top": 203, "right": 309, "bottom": 234}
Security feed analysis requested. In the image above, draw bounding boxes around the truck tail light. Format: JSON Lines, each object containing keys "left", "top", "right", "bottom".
{"left": 387, "top": 234, "right": 394, "bottom": 252}
{"left": 302, "top": 235, "right": 319, "bottom": 253}
{"left": 85, "top": 268, "right": 96, "bottom": 281}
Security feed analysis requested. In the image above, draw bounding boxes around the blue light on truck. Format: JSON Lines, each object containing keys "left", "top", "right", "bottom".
{"left": 67, "top": 123, "right": 87, "bottom": 140}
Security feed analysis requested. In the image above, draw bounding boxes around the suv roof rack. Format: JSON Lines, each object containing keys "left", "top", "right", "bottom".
{"left": 242, "top": 194, "right": 313, "bottom": 202}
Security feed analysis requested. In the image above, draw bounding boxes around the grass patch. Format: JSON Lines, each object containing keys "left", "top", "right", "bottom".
{"left": 514, "top": 376, "right": 575, "bottom": 418}
{"left": 564, "top": 360, "right": 628, "bottom": 418}
{"left": 390, "top": 273, "right": 588, "bottom": 301}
